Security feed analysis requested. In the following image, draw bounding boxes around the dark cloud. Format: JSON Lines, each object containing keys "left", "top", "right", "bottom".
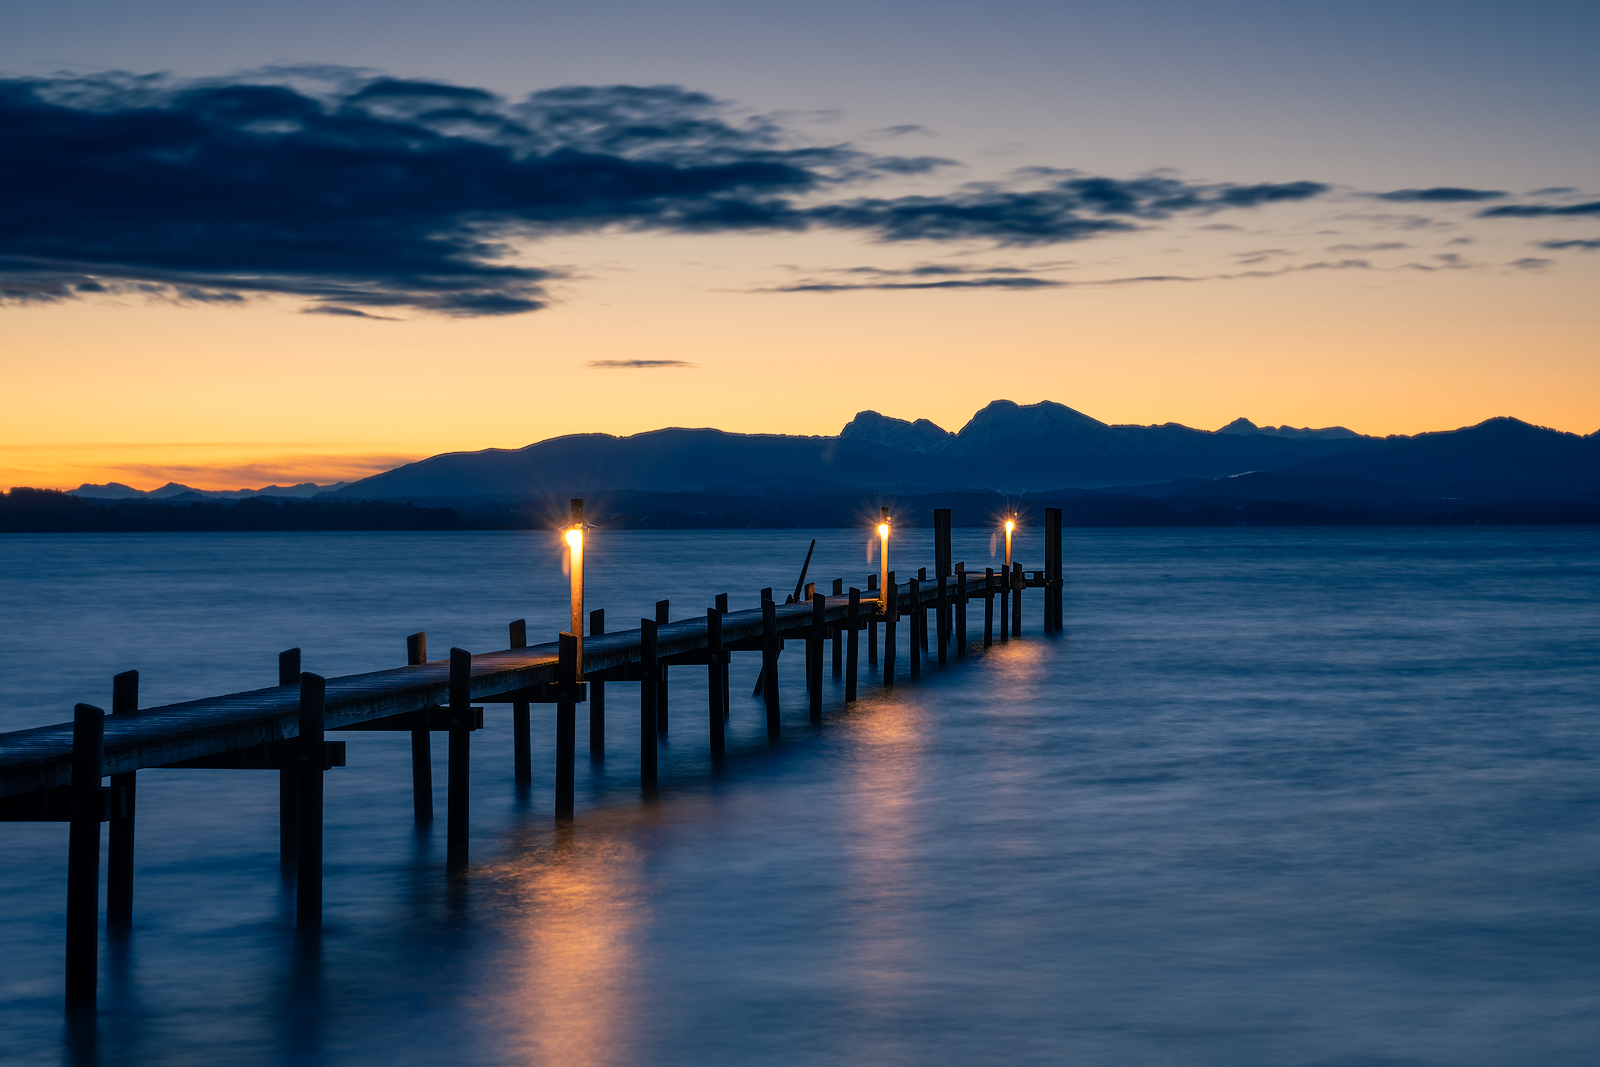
{"left": 775, "top": 276, "right": 1063, "bottom": 293}
{"left": 1479, "top": 200, "right": 1600, "bottom": 218}
{"left": 585, "top": 359, "right": 697, "bottom": 369}
{"left": 1510, "top": 257, "right": 1553, "bottom": 270}
{"left": 0, "top": 68, "right": 1340, "bottom": 316}
{"left": 1326, "top": 242, "right": 1410, "bottom": 252}
{"left": 305, "top": 305, "right": 397, "bottom": 319}
{"left": 1374, "top": 187, "right": 1505, "bottom": 202}
{"left": 1539, "top": 238, "right": 1600, "bottom": 251}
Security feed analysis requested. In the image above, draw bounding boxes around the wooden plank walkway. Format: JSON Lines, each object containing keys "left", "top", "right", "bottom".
{"left": 0, "top": 569, "right": 1043, "bottom": 799}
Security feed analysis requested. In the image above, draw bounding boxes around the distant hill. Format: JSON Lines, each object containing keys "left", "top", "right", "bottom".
{"left": 71, "top": 480, "right": 350, "bottom": 500}
{"left": 334, "top": 399, "right": 1372, "bottom": 500}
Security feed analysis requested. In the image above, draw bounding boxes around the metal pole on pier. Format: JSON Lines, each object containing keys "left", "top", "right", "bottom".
{"left": 405, "top": 633, "right": 432, "bottom": 822}
{"left": 655, "top": 600, "right": 670, "bottom": 735}
{"left": 640, "top": 619, "right": 658, "bottom": 790}
{"left": 707, "top": 607, "right": 725, "bottom": 756}
{"left": 762, "top": 597, "right": 781, "bottom": 738}
{"left": 883, "top": 571, "right": 897, "bottom": 687}
{"left": 715, "top": 594, "right": 730, "bottom": 718}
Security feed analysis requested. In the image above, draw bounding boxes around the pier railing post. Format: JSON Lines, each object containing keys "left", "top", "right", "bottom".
{"left": 809, "top": 592, "right": 825, "bottom": 722}
{"left": 715, "top": 594, "right": 730, "bottom": 718}
{"left": 446, "top": 648, "right": 471, "bottom": 872}
{"left": 107, "top": 670, "right": 138, "bottom": 933}
{"left": 883, "top": 572, "right": 897, "bottom": 688}
{"left": 845, "top": 588, "right": 860, "bottom": 703}
{"left": 278, "top": 648, "right": 302, "bottom": 867}
{"left": 65, "top": 702, "right": 105, "bottom": 1009}
{"left": 640, "top": 619, "right": 658, "bottom": 790}
{"left": 555, "top": 633, "right": 577, "bottom": 820}
{"left": 405, "top": 633, "right": 432, "bottom": 823}
{"left": 655, "top": 600, "right": 670, "bottom": 736}
{"left": 590, "top": 609, "right": 606, "bottom": 758}
{"left": 762, "top": 597, "right": 781, "bottom": 738}
{"left": 510, "top": 619, "right": 531, "bottom": 791}
{"left": 984, "top": 568, "right": 995, "bottom": 648}
{"left": 707, "top": 608, "right": 725, "bottom": 756}
{"left": 955, "top": 563, "right": 968, "bottom": 659}
{"left": 295, "top": 673, "right": 326, "bottom": 931}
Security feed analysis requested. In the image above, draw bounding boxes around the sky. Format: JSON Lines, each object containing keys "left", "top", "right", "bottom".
{"left": 3, "top": 0, "right": 1598, "bottom": 491}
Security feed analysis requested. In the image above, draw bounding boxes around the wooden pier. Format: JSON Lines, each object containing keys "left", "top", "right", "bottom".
{"left": 0, "top": 505, "right": 1065, "bottom": 1010}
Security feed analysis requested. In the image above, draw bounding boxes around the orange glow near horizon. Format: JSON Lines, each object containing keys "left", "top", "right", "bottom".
{"left": 4, "top": 225, "right": 1598, "bottom": 493}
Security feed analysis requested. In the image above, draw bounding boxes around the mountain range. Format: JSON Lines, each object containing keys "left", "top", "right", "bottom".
{"left": 71, "top": 480, "right": 351, "bottom": 500}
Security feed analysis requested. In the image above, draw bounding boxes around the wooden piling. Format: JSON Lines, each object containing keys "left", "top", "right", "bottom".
{"left": 1012, "top": 562, "right": 1023, "bottom": 637}
{"left": 510, "top": 619, "right": 531, "bottom": 790}
{"left": 640, "top": 620, "right": 658, "bottom": 790}
{"left": 762, "top": 597, "right": 781, "bottom": 738}
{"left": 715, "top": 594, "right": 730, "bottom": 718}
{"left": 1000, "top": 562, "right": 1010, "bottom": 642}
{"left": 707, "top": 608, "right": 725, "bottom": 757}
{"left": 589, "top": 609, "right": 606, "bottom": 757}
{"left": 555, "top": 633, "right": 577, "bottom": 820}
{"left": 1045, "top": 507, "right": 1063, "bottom": 631}
{"left": 867, "top": 573, "right": 879, "bottom": 667}
{"left": 984, "top": 568, "right": 995, "bottom": 648}
{"left": 405, "top": 633, "right": 432, "bottom": 823}
{"left": 845, "top": 587, "right": 860, "bottom": 703}
{"left": 279, "top": 648, "right": 301, "bottom": 866}
{"left": 831, "top": 578, "right": 843, "bottom": 677}
{"left": 936, "top": 575, "right": 949, "bottom": 665}
{"left": 446, "top": 649, "right": 471, "bottom": 872}
{"left": 65, "top": 702, "right": 104, "bottom": 1008}
{"left": 655, "top": 600, "right": 670, "bottom": 735}
{"left": 883, "top": 571, "right": 897, "bottom": 688}
{"left": 916, "top": 568, "right": 929, "bottom": 652}
{"left": 809, "top": 592, "right": 825, "bottom": 722}
{"left": 295, "top": 674, "right": 326, "bottom": 930}
{"left": 107, "top": 670, "right": 137, "bottom": 933}
{"left": 955, "top": 562, "right": 968, "bottom": 659}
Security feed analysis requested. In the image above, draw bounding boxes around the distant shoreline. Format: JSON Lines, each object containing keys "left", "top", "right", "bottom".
{"left": 3, "top": 487, "right": 1597, "bottom": 532}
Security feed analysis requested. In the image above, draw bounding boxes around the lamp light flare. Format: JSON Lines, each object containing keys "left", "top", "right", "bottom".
{"left": 877, "top": 507, "right": 891, "bottom": 616}
{"left": 567, "top": 499, "right": 585, "bottom": 677}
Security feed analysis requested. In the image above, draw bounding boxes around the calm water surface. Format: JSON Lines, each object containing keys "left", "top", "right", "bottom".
{"left": 1, "top": 527, "right": 1596, "bottom": 1066}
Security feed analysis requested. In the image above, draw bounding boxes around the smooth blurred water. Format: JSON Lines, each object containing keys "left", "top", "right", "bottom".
{"left": 1, "top": 527, "right": 1597, "bottom": 1066}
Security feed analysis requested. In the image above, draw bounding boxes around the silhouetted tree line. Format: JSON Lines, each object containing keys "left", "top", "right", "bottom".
{"left": 0, "top": 488, "right": 464, "bottom": 532}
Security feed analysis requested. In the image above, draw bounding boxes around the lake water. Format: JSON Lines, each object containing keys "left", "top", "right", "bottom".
{"left": 1, "top": 527, "right": 1597, "bottom": 1066}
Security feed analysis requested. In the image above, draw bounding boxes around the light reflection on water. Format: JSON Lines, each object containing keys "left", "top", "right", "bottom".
{"left": 0, "top": 527, "right": 1597, "bottom": 1066}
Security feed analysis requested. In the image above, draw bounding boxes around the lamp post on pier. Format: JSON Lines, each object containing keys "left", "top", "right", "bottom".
{"left": 877, "top": 508, "right": 891, "bottom": 615}
{"left": 566, "top": 499, "right": 584, "bottom": 677}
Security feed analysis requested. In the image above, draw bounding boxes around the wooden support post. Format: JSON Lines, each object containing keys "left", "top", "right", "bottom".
{"left": 555, "top": 633, "right": 577, "bottom": 820}
{"left": 936, "top": 575, "right": 949, "bottom": 665}
{"left": 1000, "top": 562, "right": 1010, "bottom": 642}
{"left": 845, "top": 587, "right": 860, "bottom": 703}
{"left": 1045, "top": 507, "right": 1063, "bottom": 631}
{"left": 908, "top": 576, "right": 922, "bottom": 678}
{"left": 883, "top": 571, "right": 897, "bottom": 688}
{"left": 831, "top": 578, "right": 843, "bottom": 677}
{"left": 809, "top": 592, "right": 825, "bottom": 722}
{"left": 1012, "top": 562, "right": 1023, "bottom": 638}
{"left": 867, "top": 573, "right": 879, "bottom": 667}
{"left": 406, "top": 633, "right": 432, "bottom": 823}
{"left": 65, "top": 702, "right": 104, "bottom": 1009}
{"left": 447, "top": 648, "right": 471, "bottom": 872}
{"left": 295, "top": 673, "right": 326, "bottom": 930}
{"left": 715, "top": 594, "right": 730, "bottom": 719}
{"left": 589, "top": 609, "right": 606, "bottom": 757}
{"left": 707, "top": 609, "right": 725, "bottom": 756}
{"left": 655, "top": 600, "right": 670, "bottom": 735}
{"left": 640, "top": 619, "right": 658, "bottom": 790}
{"left": 984, "top": 568, "right": 995, "bottom": 648}
{"left": 916, "top": 568, "right": 929, "bottom": 652}
{"left": 278, "top": 648, "right": 301, "bottom": 867}
{"left": 510, "top": 619, "right": 531, "bottom": 790}
{"left": 955, "top": 562, "right": 968, "bottom": 659}
{"left": 107, "top": 670, "right": 137, "bottom": 933}
{"left": 761, "top": 597, "right": 781, "bottom": 737}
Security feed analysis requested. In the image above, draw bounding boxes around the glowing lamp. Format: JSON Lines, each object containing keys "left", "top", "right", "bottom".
{"left": 567, "top": 499, "right": 585, "bottom": 676}
{"left": 877, "top": 507, "right": 891, "bottom": 613}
